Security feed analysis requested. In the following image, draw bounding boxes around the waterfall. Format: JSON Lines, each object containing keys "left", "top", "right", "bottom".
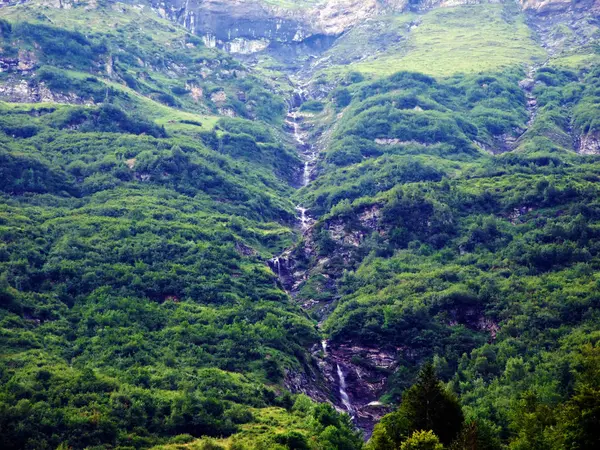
{"left": 286, "top": 111, "right": 305, "bottom": 147}
{"left": 321, "top": 339, "right": 327, "bottom": 356}
{"left": 337, "top": 364, "right": 353, "bottom": 412}
{"left": 286, "top": 107, "right": 318, "bottom": 189}
{"left": 270, "top": 257, "right": 281, "bottom": 278}
{"left": 267, "top": 88, "right": 318, "bottom": 293}
{"left": 288, "top": 108, "right": 314, "bottom": 231}
{"left": 303, "top": 161, "right": 310, "bottom": 186}
{"left": 296, "top": 205, "right": 310, "bottom": 230}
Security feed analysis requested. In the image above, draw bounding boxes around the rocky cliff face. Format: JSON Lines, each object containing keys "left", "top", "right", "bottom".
{"left": 6, "top": 0, "right": 597, "bottom": 57}
{"left": 521, "top": 0, "right": 600, "bottom": 13}
{"left": 147, "top": 0, "right": 408, "bottom": 53}
{"left": 579, "top": 133, "right": 600, "bottom": 155}
{"left": 147, "top": 0, "right": 600, "bottom": 55}
{"left": 284, "top": 338, "right": 397, "bottom": 437}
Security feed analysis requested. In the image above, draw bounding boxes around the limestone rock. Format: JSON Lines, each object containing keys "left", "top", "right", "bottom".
{"left": 579, "top": 133, "right": 600, "bottom": 155}
{"left": 521, "top": 0, "right": 600, "bottom": 13}
{"left": 17, "top": 50, "right": 36, "bottom": 71}
{"left": 186, "top": 83, "right": 204, "bottom": 102}
{"left": 210, "top": 90, "right": 227, "bottom": 105}
{"left": 0, "top": 79, "right": 92, "bottom": 104}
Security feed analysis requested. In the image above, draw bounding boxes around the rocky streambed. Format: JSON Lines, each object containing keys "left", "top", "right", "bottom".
{"left": 284, "top": 337, "right": 399, "bottom": 437}
{"left": 268, "top": 90, "right": 394, "bottom": 435}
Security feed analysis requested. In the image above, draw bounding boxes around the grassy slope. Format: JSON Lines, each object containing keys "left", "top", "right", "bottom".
{"left": 318, "top": 3, "right": 546, "bottom": 79}
{"left": 0, "top": 0, "right": 294, "bottom": 131}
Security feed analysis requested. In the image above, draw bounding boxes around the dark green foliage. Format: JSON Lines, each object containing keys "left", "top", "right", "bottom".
{"left": 0, "top": 18, "right": 283, "bottom": 124}
{"left": 275, "top": 431, "right": 310, "bottom": 449}
{"left": 400, "top": 364, "right": 464, "bottom": 444}
{"left": 237, "top": 78, "right": 287, "bottom": 123}
{"left": 90, "top": 104, "right": 166, "bottom": 136}
{"left": 519, "top": 66, "right": 600, "bottom": 152}
{"left": 504, "top": 345, "right": 600, "bottom": 450}
{"left": 0, "top": 18, "right": 12, "bottom": 37}
{"left": 34, "top": 66, "right": 121, "bottom": 103}
{"left": 320, "top": 69, "right": 528, "bottom": 172}
{"left": 332, "top": 88, "right": 352, "bottom": 109}
{"left": 305, "top": 156, "right": 445, "bottom": 216}
{"left": 289, "top": 67, "right": 600, "bottom": 450}
{"left": 0, "top": 74, "right": 305, "bottom": 449}
{"left": 0, "top": 11, "right": 353, "bottom": 450}
{"left": 300, "top": 100, "right": 325, "bottom": 113}
{"left": 1, "top": 5, "right": 600, "bottom": 450}
{"left": 216, "top": 117, "right": 301, "bottom": 182}
{"left": 450, "top": 420, "right": 502, "bottom": 450}
{"left": 369, "top": 363, "right": 464, "bottom": 448}
{"left": 0, "top": 148, "right": 73, "bottom": 194}
{"left": 156, "top": 92, "right": 179, "bottom": 107}
{"left": 0, "top": 366, "right": 249, "bottom": 449}
{"left": 344, "top": 71, "right": 365, "bottom": 85}
{"left": 312, "top": 403, "right": 364, "bottom": 449}
{"left": 8, "top": 22, "right": 104, "bottom": 70}
{"left": 0, "top": 116, "right": 39, "bottom": 138}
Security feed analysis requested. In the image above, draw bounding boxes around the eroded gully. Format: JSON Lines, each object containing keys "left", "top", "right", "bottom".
{"left": 268, "top": 86, "right": 369, "bottom": 429}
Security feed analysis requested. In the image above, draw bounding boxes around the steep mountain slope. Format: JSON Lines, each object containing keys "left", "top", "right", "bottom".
{"left": 0, "top": 3, "right": 360, "bottom": 449}
{"left": 0, "top": 0, "right": 600, "bottom": 449}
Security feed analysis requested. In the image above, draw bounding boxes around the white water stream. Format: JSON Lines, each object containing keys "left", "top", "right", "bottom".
{"left": 285, "top": 101, "right": 316, "bottom": 231}
{"left": 287, "top": 98, "right": 356, "bottom": 415}
{"left": 296, "top": 206, "right": 310, "bottom": 230}
{"left": 336, "top": 363, "right": 353, "bottom": 412}
{"left": 268, "top": 91, "right": 317, "bottom": 285}
{"left": 271, "top": 256, "right": 282, "bottom": 278}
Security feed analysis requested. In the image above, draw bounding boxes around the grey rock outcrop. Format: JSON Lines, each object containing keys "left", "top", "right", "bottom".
{"left": 579, "top": 133, "right": 600, "bottom": 155}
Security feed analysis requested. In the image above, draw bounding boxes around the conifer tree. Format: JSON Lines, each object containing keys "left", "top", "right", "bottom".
{"left": 400, "top": 362, "right": 464, "bottom": 445}
{"left": 368, "top": 362, "right": 464, "bottom": 449}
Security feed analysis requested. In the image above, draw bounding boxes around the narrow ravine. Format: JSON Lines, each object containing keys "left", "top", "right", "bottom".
{"left": 271, "top": 86, "right": 386, "bottom": 436}
{"left": 518, "top": 65, "right": 540, "bottom": 134}
{"left": 285, "top": 103, "right": 317, "bottom": 230}
{"left": 267, "top": 88, "right": 316, "bottom": 291}
{"left": 291, "top": 106, "right": 315, "bottom": 230}
{"left": 515, "top": 62, "right": 548, "bottom": 148}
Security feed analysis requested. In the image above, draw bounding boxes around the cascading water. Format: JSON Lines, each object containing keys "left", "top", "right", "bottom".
{"left": 337, "top": 364, "right": 353, "bottom": 413}
{"left": 274, "top": 257, "right": 281, "bottom": 278}
{"left": 280, "top": 91, "right": 349, "bottom": 417}
{"left": 285, "top": 96, "right": 316, "bottom": 232}
{"left": 269, "top": 89, "right": 317, "bottom": 288}
{"left": 303, "top": 161, "right": 311, "bottom": 187}
{"left": 286, "top": 111, "right": 317, "bottom": 189}
{"left": 296, "top": 206, "right": 310, "bottom": 230}
{"left": 288, "top": 111, "right": 305, "bottom": 147}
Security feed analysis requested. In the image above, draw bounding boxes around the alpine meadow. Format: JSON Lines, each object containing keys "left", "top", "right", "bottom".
{"left": 0, "top": 0, "right": 600, "bottom": 449}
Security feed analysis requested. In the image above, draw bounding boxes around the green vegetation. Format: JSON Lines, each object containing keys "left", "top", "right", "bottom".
{"left": 300, "top": 100, "right": 325, "bottom": 113}
{"left": 0, "top": 11, "right": 321, "bottom": 450}
{"left": 0, "top": 95, "right": 320, "bottom": 447}
{"left": 292, "top": 63, "right": 600, "bottom": 448}
{"left": 369, "top": 363, "right": 464, "bottom": 448}
{"left": 0, "top": 9, "right": 285, "bottom": 129}
{"left": 368, "top": 351, "right": 600, "bottom": 449}
{"left": 319, "top": 4, "right": 546, "bottom": 80}
{"left": 150, "top": 399, "right": 361, "bottom": 449}
{"left": 1, "top": 0, "right": 600, "bottom": 449}
{"left": 303, "top": 69, "right": 528, "bottom": 215}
